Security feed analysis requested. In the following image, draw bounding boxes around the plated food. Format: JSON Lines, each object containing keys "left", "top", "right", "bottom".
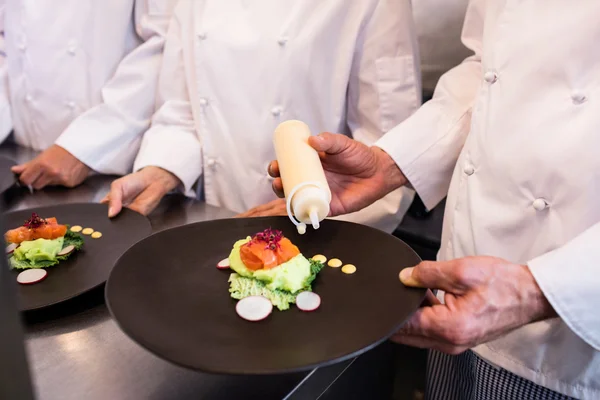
{"left": 6, "top": 203, "right": 152, "bottom": 311}
{"left": 218, "top": 228, "right": 325, "bottom": 320}
{"left": 5, "top": 213, "right": 84, "bottom": 273}
{"left": 105, "top": 216, "right": 425, "bottom": 374}
{"left": 217, "top": 228, "right": 360, "bottom": 321}
{"left": 4, "top": 212, "right": 107, "bottom": 285}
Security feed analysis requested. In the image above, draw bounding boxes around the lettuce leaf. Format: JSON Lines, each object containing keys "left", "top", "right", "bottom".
{"left": 8, "top": 229, "right": 84, "bottom": 270}
{"left": 228, "top": 259, "right": 325, "bottom": 311}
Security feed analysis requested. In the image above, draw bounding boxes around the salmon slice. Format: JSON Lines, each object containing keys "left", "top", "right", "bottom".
{"left": 5, "top": 214, "right": 68, "bottom": 244}
{"left": 240, "top": 235, "right": 300, "bottom": 271}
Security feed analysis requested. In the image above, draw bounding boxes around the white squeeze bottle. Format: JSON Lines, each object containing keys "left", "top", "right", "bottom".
{"left": 273, "top": 120, "right": 332, "bottom": 235}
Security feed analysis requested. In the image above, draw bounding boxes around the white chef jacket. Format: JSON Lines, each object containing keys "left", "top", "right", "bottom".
{"left": 134, "top": 0, "right": 421, "bottom": 233}
{"left": 377, "top": 1, "right": 600, "bottom": 398}
{"left": 0, "top": 0, "right": 178, "bottom": 175}
{"left": 413, "top": 0, "right": 470, "bottom": 93}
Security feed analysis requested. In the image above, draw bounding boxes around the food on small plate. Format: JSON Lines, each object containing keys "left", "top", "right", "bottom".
{"left": 5, "top": 214, "right": 67, "bottom": 244}
{"left": 5, "top": 243, "right": 18, "bottom": 255}
{"left": 295, "top": 291, "right": 321, "bottom": 312}
{"left": 5, "top": 213, "right": 84, "bottom": 271}
{"left": 17, "top": 268, "right": 48, "bottom": 285}
{"left": 216, "top": 258, "right": 230, "bottom": 269}
{"left": 327, "top": 258, "right": 342, "bottom": 268}
{"left": 91, "top": 231, "right": 103, "bottom": 239}
{"left": 70, "top": 225, "right": 83, "bottom": 233}
{"left": 235, "top": 296, "right": 273, "bottom": 321}
{"left": 341, "top": 264, "right": 356, "bottom": 274}
{"left": 224, "top": 228, "right": 324, "bottom": 315}
{"left": 311, "top": 254, "right": 327, "bottom": 264}
{"left": 82, "top": 228, "right": 94, "bottom": 235}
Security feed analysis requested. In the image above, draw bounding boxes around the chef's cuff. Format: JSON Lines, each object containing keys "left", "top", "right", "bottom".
{"left": 528, "top": 223, "right": 600, "bottom": 351}
{"left": 133, "top": 129, "right": 201, "bottom": 199}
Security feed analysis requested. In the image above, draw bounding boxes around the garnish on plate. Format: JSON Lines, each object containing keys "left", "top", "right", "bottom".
{"left": 222, "top": 228, "right": 325, "bottom": 316}
{"left": 5, "top": 213, "right": 84, "bottom": 273}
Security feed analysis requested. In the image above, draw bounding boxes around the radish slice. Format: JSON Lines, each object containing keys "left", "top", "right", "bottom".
{"left": 6, "top": 243, "right": 18, "bottom": 255}
{"left": 296, "top": 292, "right": 321, "bottom": 312}
{"left": 236, "top": 296, "right": 273, "bottom": 321}
{"left": 216, "top": 258, "right": 230, "bottom": 270}
{"left": 57, "top": 245, "right": 75, "bottom": 257}
{"left": 17, "top": 269, "right": 48, "bottom": 285}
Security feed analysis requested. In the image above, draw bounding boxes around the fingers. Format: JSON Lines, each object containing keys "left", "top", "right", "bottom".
{"left": 11, "top": 164, "right": 26, "bottom": 175}
{"left": 272, "top": 178, "right": 284, "bottom": 198}
{"left": 16, "top": 162, "right": 42, "bottom": 187}
{"left": 399, "top": 260, "right": 471, "bottom": 294}
{"left": 31, "top": 173, "right": 54, "bottom": 190}
{"left": 423, "top": 289, "right": 441, "bottom": 307}
{"left": 126, "top": 185, "right": 165, "bottom": 216}
{"left": 107, "top": 181, "right": 125, "bottom": 218}
{"left": 267, "top": 161, "right": 279, "bottom": 178}
{"left": 308, "top": 132, "right": 353, "bottom": 155}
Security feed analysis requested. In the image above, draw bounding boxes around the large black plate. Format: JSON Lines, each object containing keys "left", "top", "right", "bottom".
{"left": 106, "top": 217, "right": 425, "bottom": 375}
{"left": 4, "top": 203, "right": 152, "bottom": 311}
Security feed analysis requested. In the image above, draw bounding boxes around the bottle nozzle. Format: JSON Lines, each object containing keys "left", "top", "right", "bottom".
{"left": 309, "top": 207, "right": 320, "bottom": 230}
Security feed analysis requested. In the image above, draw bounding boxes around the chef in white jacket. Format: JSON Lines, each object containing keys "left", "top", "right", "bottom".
{"left": 270, "top": 1, "right": 600, "bottom": 399}
{"left": 104, "top": 0, "right": 421, "bottom": 233}
{"left": 0, "top": 0, "right": 177, "bottom": 189}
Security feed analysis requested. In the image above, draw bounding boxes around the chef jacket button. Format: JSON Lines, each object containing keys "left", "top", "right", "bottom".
{"left": 532, "top": 198, "right": 548, "bottom": 211}
{"left": 66, "top": 101, "right": 76, "bottom": 110}
{"left": 25, "top": 94, "right": 33, "bottom": 103}
{"left": 277, "top": 36, "right": 289, "bottom": 46}
{"left": 198, "top": 32, "right": 207, "bottom": 40}
{"left": 572, "top": 92, "right": 587, "bottom": 104}
{"left": 484, "top": 71, "right": 498, "bottom": 84}
{"left": 199, "top": 98, "right": 208, "bottom": 107}
{"left": 18, "top": 42, "right": 26, "bottom": 51}
{"left": 463, "top": 165, "right": 475, "bottom": 176}
{"left": 207, "top": 158, "right": 216, "bottom": 168}
{"left": 271, "top": 106, "right": 283, "bottom": 116}
{"left": 67, "top": 45, "right": 77, "bottom": 55}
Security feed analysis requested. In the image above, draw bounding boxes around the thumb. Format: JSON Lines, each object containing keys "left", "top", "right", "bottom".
{"left": 308, "top": 132, "right": 353, "bottom": 155}
{"left": 399, "top": 260, "right": 470, "bottom": 295}
{"left": 11, "top": 163, "right": 27, "bottom": 174}
{"left": 107, "top": 181, "right": 125, "bottom": 218}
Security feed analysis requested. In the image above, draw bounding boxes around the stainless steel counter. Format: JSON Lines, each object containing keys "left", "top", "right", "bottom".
{"left": 1, "top": 143, "right": 403, "bottom": 400}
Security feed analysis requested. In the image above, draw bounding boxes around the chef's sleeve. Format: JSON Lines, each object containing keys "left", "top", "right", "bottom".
{"left": 132, "top": 4, "right": 201, "bottom": 198}
{"left": 375, "top": 0, "right": 486, "bottom": 211}
{"left": 528, "top": 223, "right": 600, "bottom": 350}
{"left": 333, "top": 0, "right": 421, "bottom": 233}
{"left": 54, "top": 0, "right": 179, "bottom": 176}
{"left": 0, "top": 2, "right": 12, "bottom": 140}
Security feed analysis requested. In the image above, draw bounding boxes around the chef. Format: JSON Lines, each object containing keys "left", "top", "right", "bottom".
{"left": 0, "top": 0, "right": 178, "bottom": 189}
{"left": 104, "top": 0, "right": 421, "bottom": 233}
{"left": 270, "top": 1, "right": 600, "bottom": 398}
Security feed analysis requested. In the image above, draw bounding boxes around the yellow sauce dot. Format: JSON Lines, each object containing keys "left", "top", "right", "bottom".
{"left": 341, "top": 264, "right": 356, "bottom": 274}
{"left": 312, "top": 254, "right": 327, "bottom": 264}
{"left": 81, "top": 228, "right": 94, "bottom": 235}
{"left": 70, "top": 225, "right": 82, "bottom": 233}
{"left": 327, "top": 258, "right": 342, "bottom": 268}
{"left": 91, "top": 231, "right": 103, "bottom": 239}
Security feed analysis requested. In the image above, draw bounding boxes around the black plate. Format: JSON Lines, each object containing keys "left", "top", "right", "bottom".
{"left": 106, "top": 217, "right": 425, "bottom": 375}
{"left": 4, "top": 203, "right": 152, "bottom": 311}
{"left": 0, "top": 156, "right": 16, "bottom": 193}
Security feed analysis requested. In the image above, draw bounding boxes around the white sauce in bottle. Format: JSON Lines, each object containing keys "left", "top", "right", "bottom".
{"left": 273, "top": 120, "right": 332, "bottom": 234}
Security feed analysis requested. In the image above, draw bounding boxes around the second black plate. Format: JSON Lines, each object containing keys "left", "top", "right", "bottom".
{"left": 4, "top": 203, "right": 152, "bottom": 311}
